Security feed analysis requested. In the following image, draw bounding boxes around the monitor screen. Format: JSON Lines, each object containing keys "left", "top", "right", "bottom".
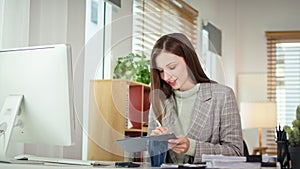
{"left": 0, "top": 44, "right": 74, "bottom": 157}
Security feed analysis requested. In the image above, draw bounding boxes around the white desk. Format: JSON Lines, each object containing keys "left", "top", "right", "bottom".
{"left": 0, "top": 161, "right": 118, "bottom": 169}
{"left": 0, "top": 162, "right": 279, "bottom": 169}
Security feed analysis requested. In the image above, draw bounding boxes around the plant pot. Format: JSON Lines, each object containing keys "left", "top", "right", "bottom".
{"left": 289, "top": 146, "right": 300, "bottom": 169}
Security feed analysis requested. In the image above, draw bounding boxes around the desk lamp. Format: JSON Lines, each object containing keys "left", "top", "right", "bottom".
{"left": 240, "top": 102, "right": 277, "bottom": 155}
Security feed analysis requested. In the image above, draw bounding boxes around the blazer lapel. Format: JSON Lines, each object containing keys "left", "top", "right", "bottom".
{"left": 187, "top": 83, "right": 212, "bottom": 139}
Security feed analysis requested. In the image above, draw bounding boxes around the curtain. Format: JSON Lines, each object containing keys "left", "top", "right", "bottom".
{"left": 132, "top": 0, "right": 198, "bottom": 57}
{"left": 266, "top": 31, "right": 300, "bottom": 126}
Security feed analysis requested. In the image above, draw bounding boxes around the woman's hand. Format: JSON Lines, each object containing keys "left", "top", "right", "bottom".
{"left": 150, "top": 126, "right": 169, "bottom": 135}
{"left": 168, "top": 136, "right": 190, "bottom": 154}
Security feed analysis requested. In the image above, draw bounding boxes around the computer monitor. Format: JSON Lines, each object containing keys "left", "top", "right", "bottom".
{"left": 0, "top": 44, "right": 74, "bottom": 160}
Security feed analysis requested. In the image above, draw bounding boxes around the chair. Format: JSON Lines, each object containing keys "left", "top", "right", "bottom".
{"left": 243, "top": 140, "right": 249, "bottom": 157}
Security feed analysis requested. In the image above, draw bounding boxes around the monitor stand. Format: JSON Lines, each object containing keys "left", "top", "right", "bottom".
{"left": 0, "top": 95, "right": 23, "bottom": 161}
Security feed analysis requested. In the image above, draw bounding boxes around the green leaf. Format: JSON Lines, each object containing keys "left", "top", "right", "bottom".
{"left": 113, "top": 53, "right": 150, "bottom": 84}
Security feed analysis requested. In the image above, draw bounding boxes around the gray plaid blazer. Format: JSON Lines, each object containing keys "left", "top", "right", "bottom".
{"left": 148, "top": 82, "right": 243, "bottom": 163}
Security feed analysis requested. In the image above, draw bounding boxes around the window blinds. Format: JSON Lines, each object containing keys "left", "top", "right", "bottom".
{"left": 266, "top": 31, "right": 300, "bottom": 126}
{"left": 132, "top": 0, "right": 198, "bottom": 57}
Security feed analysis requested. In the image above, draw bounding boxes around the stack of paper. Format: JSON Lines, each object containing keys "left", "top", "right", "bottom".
{"left": 202, "top": 154, "right": 247, "bottom": 162}
{"left": 202, "top": 154, "right": 261, "bottom": 169}
{"left": 160, "top": 163, "right": 206, "bottom": 168}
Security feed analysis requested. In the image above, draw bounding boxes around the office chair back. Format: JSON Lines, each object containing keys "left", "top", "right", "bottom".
{"left": 243, "top": 140, "right": 249, "bottom": 156}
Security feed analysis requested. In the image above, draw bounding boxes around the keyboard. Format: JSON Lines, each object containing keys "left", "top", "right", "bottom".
{"left": 14, "top": 154, "right": 106, "bottom": 166}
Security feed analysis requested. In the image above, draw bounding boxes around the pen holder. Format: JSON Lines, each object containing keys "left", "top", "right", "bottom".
{"left": 277, "top": 140, "right": 290, "bottom": 169}
{"left": 147, "top": 140, "right": 168, "bottom": 167}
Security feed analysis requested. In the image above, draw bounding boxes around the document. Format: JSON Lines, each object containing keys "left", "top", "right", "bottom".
{"left": 207, "top": 161, "right": 261, "bottom": 169}
{"left": 161, "top": 163, "right": 206, "bottom": 168}
{"left": 202, "top": 154, "right": 260, "bottom": 169}
{"left": 116, "top": 133, "right": 176, "bottom": 152}
{"left": 202, "top": 154, "right": 246, "bottom": 162}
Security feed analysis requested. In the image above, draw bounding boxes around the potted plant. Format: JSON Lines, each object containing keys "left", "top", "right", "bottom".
{"left": 284, "top": 105, "right": 300, "bottom": 169}
{"left": 113, "top": 53, "right": 150, "bottom": 84}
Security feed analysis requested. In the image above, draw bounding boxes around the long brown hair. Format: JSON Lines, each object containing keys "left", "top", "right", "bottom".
{"left": 150, "top": 33, "right": 210, "bottom": 119}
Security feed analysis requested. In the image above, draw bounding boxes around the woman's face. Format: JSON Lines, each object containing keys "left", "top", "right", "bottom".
{"left": 155, "top": 51, "right": 195, "bottom": 91}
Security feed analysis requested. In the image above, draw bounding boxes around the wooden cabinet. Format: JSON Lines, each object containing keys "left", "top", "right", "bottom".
{"left": 87, "top": 79, "right": 150, "bottom": 161}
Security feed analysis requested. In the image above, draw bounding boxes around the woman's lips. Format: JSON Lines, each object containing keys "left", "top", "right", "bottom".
{"left": 168, "top": 80, "right": 176, "bottom": 87}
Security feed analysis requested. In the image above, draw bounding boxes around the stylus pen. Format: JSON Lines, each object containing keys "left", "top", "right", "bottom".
{"left": 155, "top": 120, "right": 162, "bottom": 127}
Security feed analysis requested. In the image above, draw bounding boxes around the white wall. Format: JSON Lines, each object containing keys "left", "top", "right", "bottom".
{"left": 0, "top": 0, "right": 30, "bottom": 49}
{"left": 29, "top": 0, "right": 67, "bottom": 45}
{"left": 236, "top": 0, "right": 300, "bottom": 74}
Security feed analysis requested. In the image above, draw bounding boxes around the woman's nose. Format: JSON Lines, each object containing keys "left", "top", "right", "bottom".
{"left": 162, "top": 71, "right": 172, "bottom": 81}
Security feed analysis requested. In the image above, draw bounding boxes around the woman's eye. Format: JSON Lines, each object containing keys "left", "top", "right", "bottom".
{"left": 169, "top": 65, "right": 176, "bottom": 70}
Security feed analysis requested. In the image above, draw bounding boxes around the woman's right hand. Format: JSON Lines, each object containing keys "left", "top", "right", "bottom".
{"left": 150, "top": 126, "right": 169, "bottom": 135}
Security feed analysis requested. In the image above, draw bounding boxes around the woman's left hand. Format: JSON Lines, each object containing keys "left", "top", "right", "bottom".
{"left": 168, "top": 136, "right": 190, "bottom": 154}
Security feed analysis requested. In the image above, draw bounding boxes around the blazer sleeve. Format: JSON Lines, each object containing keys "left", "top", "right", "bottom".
{"left": 192, "top": 87, "right": 243, "bottom": 163}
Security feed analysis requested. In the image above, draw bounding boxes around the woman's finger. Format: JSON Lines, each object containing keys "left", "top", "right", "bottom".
{"left": 150, "top": 126, "right": 169, "bottom": 135}
{"left": 168, "top": 136, "right": 190, "bottom": 154}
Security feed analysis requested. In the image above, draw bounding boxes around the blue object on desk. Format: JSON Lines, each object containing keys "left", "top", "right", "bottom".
{"left": 116, "top": 133, "right": 176, "bottom": 153}
{"left": 147, "top": 140, "right": 168, "bottom": 167}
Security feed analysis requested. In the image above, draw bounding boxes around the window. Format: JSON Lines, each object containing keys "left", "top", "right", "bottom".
{"left": 132, "top": 0, "right": 198, "bottom": 57}
{"left": 266, "top": 31, "right": 300, "bottom": 127}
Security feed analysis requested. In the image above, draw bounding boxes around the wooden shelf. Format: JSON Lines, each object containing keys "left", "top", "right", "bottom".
{"left": 125, "top": 127, "right": 148, "bottom": 133}
{"left": 87, "top": 79, "right": 150, "bottom": 161}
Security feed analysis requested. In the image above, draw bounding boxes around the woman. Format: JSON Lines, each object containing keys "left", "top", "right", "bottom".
{"left": 148, "top": 33, "right": 243, "bottom": 163}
